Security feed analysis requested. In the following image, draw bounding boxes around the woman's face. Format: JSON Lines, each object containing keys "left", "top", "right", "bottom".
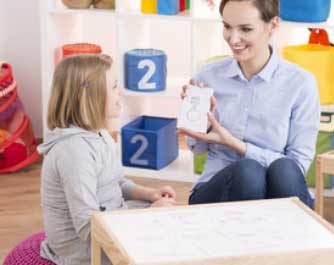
{"left": 222, "top": 1, "right": 278, "bottom": 63}
{"left": 106, "top": 69, "right": 123, "bottom": 119}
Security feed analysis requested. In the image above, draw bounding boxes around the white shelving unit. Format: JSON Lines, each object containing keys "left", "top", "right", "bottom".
{"left": 40, "top": 0, "right": 334, "bottom": 182}
{"left": 40, "top": 0, "right": 214, "bottom": 183}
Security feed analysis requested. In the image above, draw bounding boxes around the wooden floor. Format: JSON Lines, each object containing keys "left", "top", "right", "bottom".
{"left": 0, "top": 159, "right": 192, "bottom": 263}
{"left": 1, "top": 160, "right": 334, "bottom": 263}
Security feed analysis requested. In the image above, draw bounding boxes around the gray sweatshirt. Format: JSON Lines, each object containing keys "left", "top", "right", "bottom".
{"left": 38, "top": 127, "right": 140, "bottom": 265}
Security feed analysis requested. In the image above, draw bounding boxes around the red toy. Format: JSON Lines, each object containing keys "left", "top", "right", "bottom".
{"left": 0, "top": 62, "right": 39, "bottom": 173}
{"left": 180, "top": 0, "right": 186, "bottom": 11}
{"left": 308, "top": 28, "right": 331, "bottom": 46}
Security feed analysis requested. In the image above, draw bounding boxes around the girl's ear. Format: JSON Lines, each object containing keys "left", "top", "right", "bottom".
{"left": 268, "top": 16, "right": 280, "bottom": 37}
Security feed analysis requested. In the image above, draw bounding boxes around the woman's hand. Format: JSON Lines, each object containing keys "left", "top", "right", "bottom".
{"left": 180, "top": 112, "right": 247, "bottom": 156}
{"left": 148, "top": 185, "right": 176, "bottom": 202}
{"left": 179, "top": 112, "right": 229, "bottom": 144}
{"left": 181, "top": 79, "right": 196, "bottom": 100}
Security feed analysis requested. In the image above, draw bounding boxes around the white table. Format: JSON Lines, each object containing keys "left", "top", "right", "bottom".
{"left": 91, "top": 198, "right": 334, "bottom": 265}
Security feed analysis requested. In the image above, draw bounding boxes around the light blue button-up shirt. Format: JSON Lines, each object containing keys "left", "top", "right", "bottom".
{"left": 187, "top": 51, "right": 320, "bottom": 187}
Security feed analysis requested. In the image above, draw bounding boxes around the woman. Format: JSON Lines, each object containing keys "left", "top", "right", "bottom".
{"left": 181, "top": 0, "right": 319, "bottom": 208}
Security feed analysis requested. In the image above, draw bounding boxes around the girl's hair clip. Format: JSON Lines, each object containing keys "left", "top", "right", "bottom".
{"left": 80, "top": 80, "right": 90, "bottom": 89}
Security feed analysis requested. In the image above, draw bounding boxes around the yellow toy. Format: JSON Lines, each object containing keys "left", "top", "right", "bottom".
{"left": 141, "top": 0, "right": 156, "bottom": 14}
{"left": 283, "top": 44, "right": 334, "bottom": 105}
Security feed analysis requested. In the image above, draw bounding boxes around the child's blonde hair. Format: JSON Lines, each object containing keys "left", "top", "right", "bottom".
{"left": 47, "top": 54, "right": 112, "bottom": 131}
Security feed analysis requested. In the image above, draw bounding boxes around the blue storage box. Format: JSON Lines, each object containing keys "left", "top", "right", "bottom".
{"left": 280, "top": 0, "right": 330, "bottom": 22}
{"left": 125, "top": 49, "right": 167, "bottom": 92}
{"left": 158, "top": 0, "right": 179, "bottom": 15}
{"left": 121, "top": 116, "right": 179, "bottom": 170}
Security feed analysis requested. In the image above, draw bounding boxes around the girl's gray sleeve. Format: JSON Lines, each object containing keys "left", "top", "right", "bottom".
{"left": 118, "top": 177, "right": 136, "bottom": 200}
{"left": 57, "top": 148, "right": 99, "bottom": 242}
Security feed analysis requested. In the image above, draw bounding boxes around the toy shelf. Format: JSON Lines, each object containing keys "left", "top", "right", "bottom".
{"left": 40, "top": 0, "right": 202, "bottom": 181}
{"left": 321, "top": 105, "right": 334, "bottom": 113}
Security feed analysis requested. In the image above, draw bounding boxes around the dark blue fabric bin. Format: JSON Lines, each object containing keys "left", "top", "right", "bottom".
{"left": 280, "top": 0, "right": 330, "bottom": 22}
{"left": 125, "top": 49, "right": 167, "bottom": 92}
{"left": 121, "top": 116, "right": 179, "bottom": 170}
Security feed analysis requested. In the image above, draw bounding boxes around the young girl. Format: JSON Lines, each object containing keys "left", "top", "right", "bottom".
{"left": 180, "top": 0, "right": 319, "bottom": 208}
{"left": 38, "top": 54, "right": 176, "bottom": 265}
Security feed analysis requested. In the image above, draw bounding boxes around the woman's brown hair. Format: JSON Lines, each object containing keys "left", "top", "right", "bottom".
{"left": 47, "top": 54, "right": 112, "bottom": 131}
{"left": 219, "top": 0, "right": 279, "bottom": 22}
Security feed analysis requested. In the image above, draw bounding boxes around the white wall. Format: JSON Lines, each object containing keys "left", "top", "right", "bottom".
{"left": 0, "top": 0, "right": 43, "bottom": 137}
{"left": 0, "top": 3, "right": 4, "bottom": 57}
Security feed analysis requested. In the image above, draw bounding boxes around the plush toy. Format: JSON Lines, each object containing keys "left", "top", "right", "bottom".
{"left": 61, "top": 0, "right": 93, "bottom": 9}
{"left": 93, "top": 0, "right": 115, "bottom": 9}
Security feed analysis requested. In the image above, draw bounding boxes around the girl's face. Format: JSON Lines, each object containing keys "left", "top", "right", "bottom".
{"left": 106, "top": 70, "right": 123, "bottom": 119}
{"left": 222, "top": 1, "right": 278, "bottom": 63}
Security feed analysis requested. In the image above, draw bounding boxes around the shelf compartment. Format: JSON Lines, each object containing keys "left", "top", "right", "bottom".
{"left": 123, "top": 149, "right": 196, "bottom": 182}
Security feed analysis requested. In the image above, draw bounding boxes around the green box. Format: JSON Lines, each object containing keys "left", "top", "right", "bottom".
{"left": 306, "top": 131, "right": 333, "bottom": 188}
{"left": 194, "top": 152, "right": 207, "bottom": 175}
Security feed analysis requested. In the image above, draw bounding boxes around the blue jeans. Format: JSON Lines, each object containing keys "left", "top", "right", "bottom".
{"left": 189, "top": 158, "right": 314, "bottom": 209}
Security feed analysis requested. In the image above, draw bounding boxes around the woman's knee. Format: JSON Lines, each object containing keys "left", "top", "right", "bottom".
{"left": 232, "top": 159, "right": 266, "bottom": 184}
{"left": 229, "top": 159, "right": 266, "bottom": 200}
{"left": 267, "top": 158, "right": 306, "bottom": 195}
{"left": 267, "top": 158, "right": 303, "bottom": 187}
{"left": 267, "top": 158, "right": 313, "bottom": 208}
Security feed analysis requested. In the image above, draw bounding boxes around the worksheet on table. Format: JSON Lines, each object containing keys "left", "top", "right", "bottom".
{"left": 102, "top": 200, "right": 334, "bottom": 264}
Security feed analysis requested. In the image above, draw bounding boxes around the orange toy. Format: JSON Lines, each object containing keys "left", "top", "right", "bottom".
{"left": 62, "top": 43, "right": 102, "bottom": 57}
{"left": 0, "top": 129, "right": 7, "bottom": 144}
{"left": 308, "top": 29, "right": 331, "bottom": 46}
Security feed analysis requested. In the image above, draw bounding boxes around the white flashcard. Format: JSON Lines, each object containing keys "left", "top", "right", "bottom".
{"left": 177, "top": 85, "right": 213, "bottom": 133}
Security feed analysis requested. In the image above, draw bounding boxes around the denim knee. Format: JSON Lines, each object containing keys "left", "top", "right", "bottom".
{"left": 229, "top": 159, "right": 266, "bottom": 200}
{"left": 267, "top": 158, "right": 313, "bottom": 208}
{"left": 267, "top": 158, "right": 304, "bottom": 195}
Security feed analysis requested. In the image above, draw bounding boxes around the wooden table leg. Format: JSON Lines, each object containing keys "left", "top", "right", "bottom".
{"left": 91, "top": 233, "right": 101, "bottom": 265}
{"left": 315, "top": 157, "right": 324, "bottom": 216}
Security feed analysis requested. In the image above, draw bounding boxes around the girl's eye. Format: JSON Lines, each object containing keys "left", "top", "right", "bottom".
{"left": 223, "top": 24, "right": 231, "bottom": 30}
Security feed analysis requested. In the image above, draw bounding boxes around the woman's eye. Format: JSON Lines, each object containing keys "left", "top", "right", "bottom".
{"left": 241, "top": 28, "right": 253, "bottom": 32}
